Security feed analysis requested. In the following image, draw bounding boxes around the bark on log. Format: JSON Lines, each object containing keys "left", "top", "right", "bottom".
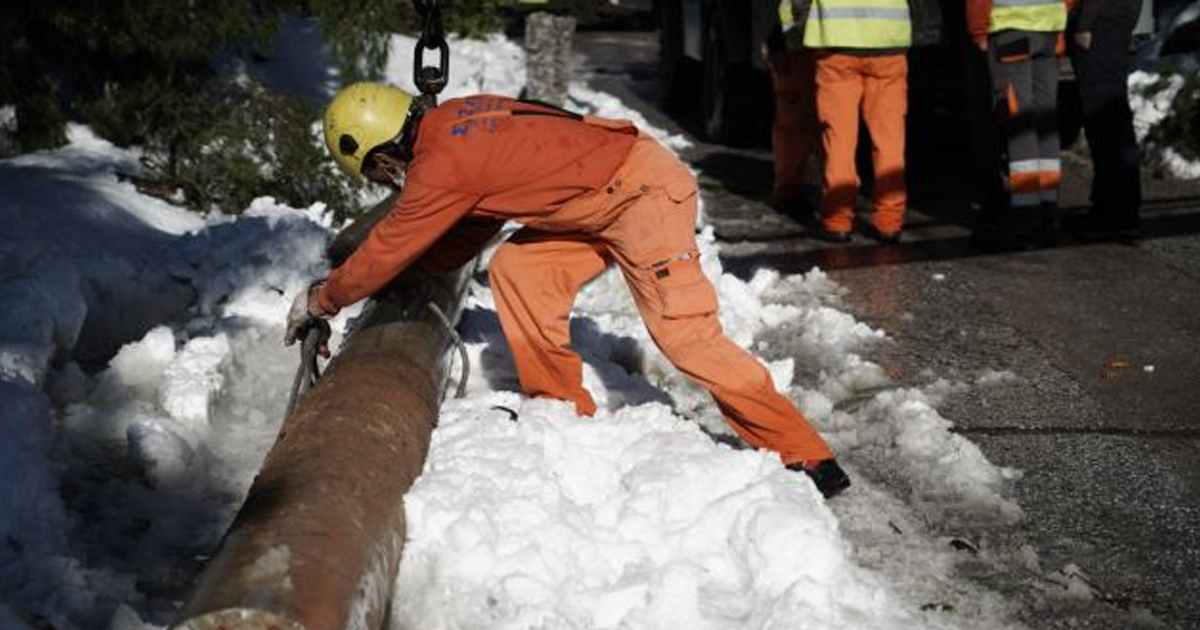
{"left": 171, "top": 196, "right": 471, "bottom": 630}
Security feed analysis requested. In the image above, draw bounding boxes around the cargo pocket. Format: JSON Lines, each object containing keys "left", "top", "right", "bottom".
{"left": 665, "top": 181, "right": 696, "bottom": 203}
{"left": 653, "top": 256, "right": 718, "bottom": 319}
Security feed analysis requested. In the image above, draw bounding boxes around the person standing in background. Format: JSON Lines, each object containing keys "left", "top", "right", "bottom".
{"left": 763, "top": 0, "right": 821, "bottom": 213}
{"left": 944, "top": 0, "right": 1010, "bottom": 246}
{"left": 967, "top": 0, "right": 1074, "bottom": 249}
{"left": 1066, "top": 0, "right": 1143, "bottom": 240}
{"left": 805, "top": 0, "right": 913, "bottom": 243}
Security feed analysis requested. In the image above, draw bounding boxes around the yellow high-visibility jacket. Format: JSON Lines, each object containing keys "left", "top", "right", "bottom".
{"left": 803, "top": 0, "right": 912, "bottom": 49}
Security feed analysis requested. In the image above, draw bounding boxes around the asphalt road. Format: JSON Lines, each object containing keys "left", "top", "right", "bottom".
{"left": 575, "top": 29, "right": 1200, "bottom": 630}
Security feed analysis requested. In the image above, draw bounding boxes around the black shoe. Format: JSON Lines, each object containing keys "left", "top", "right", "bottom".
{"left": 814, "top": 227, "right": 852, "bottom": 244}
{"left": 866, "top": 224, "right": 902, "bottom": 244}
{"left": 969, "top": 221, "right": 1002, "bottom": 251}
{"left": 1066, "top": 213, "right": 1140, "bottom": 242}
{"left": 1037, "top": 203, "right": 1059, "bottom": 247}
{"left": 788, "top": 459, "right": 852, "bottom": 499}
{"left": 981, "top": 207, "right": 1044, "bottom": 251}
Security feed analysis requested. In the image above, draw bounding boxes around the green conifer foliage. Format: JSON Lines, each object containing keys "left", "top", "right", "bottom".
{"left": 0, "top": 0, "right": 506, "bottom": 219}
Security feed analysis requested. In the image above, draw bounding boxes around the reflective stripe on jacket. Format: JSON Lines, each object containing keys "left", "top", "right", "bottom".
{"left": 780, "top": 0, "right": 809, "bottom": 49}
{"left": 803, "top": 0, "right": 912, "bottom": 49}
{"left": 990, "top": 0, "right": 1067, "bottom": 32}
{"left": 967, "top": 0, "right": 1074, "bottom": 44}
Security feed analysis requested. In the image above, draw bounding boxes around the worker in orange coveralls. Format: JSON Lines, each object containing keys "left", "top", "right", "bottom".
{"left": 765, "top": 0, "right": 821, "bottom": 212}
{"left": 285, "top": 82, "right": 850, "bottom": 498}
{"left": 803, "top": 0, "right": 913, "bottom": 244}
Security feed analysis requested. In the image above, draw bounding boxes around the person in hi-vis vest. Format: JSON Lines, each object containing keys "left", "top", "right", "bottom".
{"left": 968, "top": 0, "right": 1076, "bottom": 248}
{"left": 1065, "top": 0, "right": 1142, "bottom": 241}
{"left": 803, "top": 0, "right": 912, "bottom": 244}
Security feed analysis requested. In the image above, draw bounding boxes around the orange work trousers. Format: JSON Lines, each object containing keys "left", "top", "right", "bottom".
{"left": 768, "top": 49, "right": 819, "bottom": 204}
{"left": 814, "top": 52, "right": 908, "bottom": 235}
{"left": 488, "top": 135, "right": 835, "bottom": 464}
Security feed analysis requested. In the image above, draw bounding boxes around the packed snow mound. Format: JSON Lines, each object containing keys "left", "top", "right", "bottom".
{"left": 569, "top": 84, "right": 693, "bottom": 151}
{"left": 0, "top": 126, "right": 202, "bottom": 383}
{"left": 0, "top": 123, "right": 348, "bottom": 629}
{"left": 393, "top": 396, "right": 918, "bottom": 630}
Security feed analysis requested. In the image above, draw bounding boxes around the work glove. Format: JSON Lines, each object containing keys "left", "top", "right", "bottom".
{"left": 284, "top": 280, "right": 334, "bottom": 357}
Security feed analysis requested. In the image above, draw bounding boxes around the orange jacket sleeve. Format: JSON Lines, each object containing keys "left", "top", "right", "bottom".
{"left": 966, "top": 0, "right": 993, "bottom": 46}
{"left": 317, "top": 178, "right": 480, "bottom": 312}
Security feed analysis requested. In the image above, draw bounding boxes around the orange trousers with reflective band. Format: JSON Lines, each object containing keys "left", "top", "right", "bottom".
{"left": 815, "top": 52, "right": 908, "bottom": 235}
{"left": 488, "top": 136, "right": 835, "bottom": 464}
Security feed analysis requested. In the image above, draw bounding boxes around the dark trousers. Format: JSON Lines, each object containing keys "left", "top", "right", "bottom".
{"left": 1070, "top": 16, "right": 1142, "bottom": 225}
{"left": 988, "top": 30, "right": 1062, "bottom": 209}
{"left": 962, "top": 38, "right": 1007, "bottom": 218}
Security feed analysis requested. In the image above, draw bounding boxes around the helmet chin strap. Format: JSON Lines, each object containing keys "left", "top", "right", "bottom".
{"left": 388, "top": 167, "right": 407, "bottom": 189}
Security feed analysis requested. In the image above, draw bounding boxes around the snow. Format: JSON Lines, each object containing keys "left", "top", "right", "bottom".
{"left": 393, "top": 398, "right": 909, "bottom": 630}
{"left": 1129, "top": 70, "right": 1200, "bottom": 179}
{"left": 0, "top": 26, "right": 1072, "bottom": 630}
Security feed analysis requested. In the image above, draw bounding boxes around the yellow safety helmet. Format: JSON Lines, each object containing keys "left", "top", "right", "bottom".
{"left": 323, "top": 82, "right": 415, "bottom": 177}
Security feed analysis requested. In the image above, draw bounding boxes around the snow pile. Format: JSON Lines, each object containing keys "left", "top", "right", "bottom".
{"left": 842, "top": 385, "right": 1023, "bottom": 526}
{"left": 714, "top": 271, "right": 1024, "bottom": 526}
{"left": 393, "top": 397, "right": 918, "bottom": 630}
{"left": 1129, "top": 70, "right": 1200, "bottom": 179}
{"left": 0, "top": 125, "right": 344, "bottom": 628}
{"left": 569, "top": 84, "right": 693, "bottom": 151}
{"left": 0, "top": 127, "right": 207, "bottom": 630}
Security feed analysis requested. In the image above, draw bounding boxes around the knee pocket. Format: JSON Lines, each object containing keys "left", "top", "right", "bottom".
{"left": 653, "top": 257, "right": 718, "bottom": 320}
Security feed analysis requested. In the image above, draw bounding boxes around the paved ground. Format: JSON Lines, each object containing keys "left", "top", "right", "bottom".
{"left": 576, "top": 30, "right": 1200, "bottom": 630}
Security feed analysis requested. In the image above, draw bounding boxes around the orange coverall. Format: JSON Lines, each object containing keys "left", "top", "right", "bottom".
{"left": 815, "top": 52, "right": 909, "bottom": 236}
{"left": 767, "top": 49, "right": 820, "bottom": 206}
{"left": 317, "top": 95, "right": 834, "bottom": 464}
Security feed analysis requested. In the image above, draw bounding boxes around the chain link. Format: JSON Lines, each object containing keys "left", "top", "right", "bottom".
{"left": 412, "top": 0, "right": 449, "bottom": 97}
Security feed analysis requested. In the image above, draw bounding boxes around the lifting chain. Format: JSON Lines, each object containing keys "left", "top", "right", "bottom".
{"left": 412, "top": 0, "right": 449, "bottom": 99}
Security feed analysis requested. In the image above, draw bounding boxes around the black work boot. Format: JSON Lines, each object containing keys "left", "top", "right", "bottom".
{"left": 969, "top": 200, "right": 1006, "bottom": 251}
{"left": 1037, "top": 202, "right": 1059, "bottom": 247}
{"left": 1066, "top": 211, "right": 1140, "bottom": 242}
{"left": 787, "top": 459, "right": 852, "bottom": 499}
